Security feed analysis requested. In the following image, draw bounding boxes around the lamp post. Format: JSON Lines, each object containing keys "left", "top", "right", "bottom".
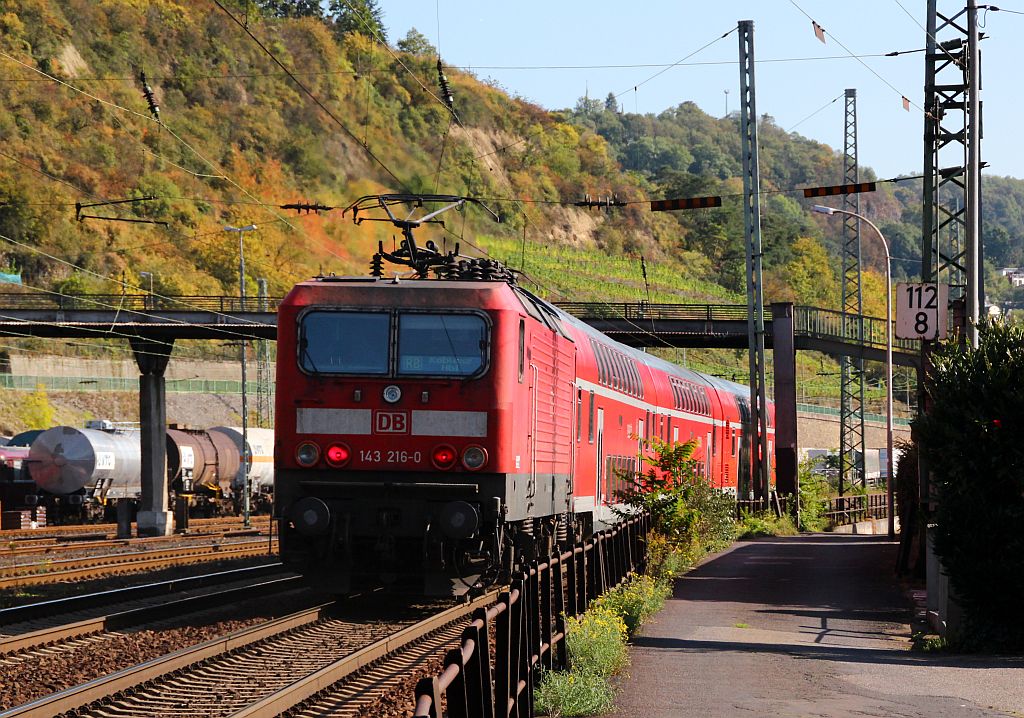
{"left": 224, "top": 224, "right": 257, "bottom": 528}
{"left": 812, "top": 205, "right": 895, "bottom": 539}
{"left": 139, "top": 272, "right": 153, "bottom": 310}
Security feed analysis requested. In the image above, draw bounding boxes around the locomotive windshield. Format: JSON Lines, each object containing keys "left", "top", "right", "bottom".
{"left": 299, "top": 311, "right": 390, "bottom": 374}
{"left": 299, "top": 310, "right": 488, "bottom": 377}
{"left": 397, "top": 314, "right": 486, "bottom": 376}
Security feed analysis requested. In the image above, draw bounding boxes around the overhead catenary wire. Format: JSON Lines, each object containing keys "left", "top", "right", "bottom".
{"left": 0, "top": 231, "right": 273, "bottom": 347}
{"left": 210, "top": 0, "right": 412, "bottom": 194}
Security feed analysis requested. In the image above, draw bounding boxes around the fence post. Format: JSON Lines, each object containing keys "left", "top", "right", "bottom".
{"left": 494, "top": 590, "right": 512, "bottom": 718}
{"left": 554, "top": 555, "right": 567, "bottom": 670}
{"left": 540, "top": 558, "right": 553, "bottom": 672}
{"left": 414, "top": 677, "right": 442, "bottom": 718}
{"left": 445, "top": 647, "right": 469, "bottom": 718}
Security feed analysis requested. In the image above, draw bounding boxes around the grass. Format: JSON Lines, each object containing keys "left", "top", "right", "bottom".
{"left": 535, "top": 574, "right": 670, "bottom": 717}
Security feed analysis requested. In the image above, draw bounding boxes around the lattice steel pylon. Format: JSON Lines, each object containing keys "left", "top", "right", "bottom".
{"left": 738, "top": 20, "right": 770, "bottom": 501}
{"left": 255, "top": 278, "right": 273, "bottom": 428}
{"left": 839, "top": 89, "right": 867, "bottom": 495}
{"left": 921, "top": 0, "right": 983, "bottom": 341}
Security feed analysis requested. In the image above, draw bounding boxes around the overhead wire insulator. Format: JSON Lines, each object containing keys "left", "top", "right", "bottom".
{"left": 139, "top": 70, "right": 160, "bottom": 121}
{"left": 280, "top": 201, "right": 333, "bottom": 214}
{"left": 436, "top": 59, "right": 454, "bottom": 112}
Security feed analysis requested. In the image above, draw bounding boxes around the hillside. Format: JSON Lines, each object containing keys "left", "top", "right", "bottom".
{"left": 3, "top": 1, "right": 1023, "bottom": 309}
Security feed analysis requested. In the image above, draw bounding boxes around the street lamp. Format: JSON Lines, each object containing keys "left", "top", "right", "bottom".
{"left": 224, "top": 224, "right": 257, "bottom": 528}
{"left": 812, "top": 205, "right": 895, "bottom": 539}
{"left": 139, "top": 272, "right": 153, "bottom": 309}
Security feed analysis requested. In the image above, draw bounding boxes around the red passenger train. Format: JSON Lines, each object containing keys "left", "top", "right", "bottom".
{"left": 274, "top": 195, "right": 775, "bottom": 596}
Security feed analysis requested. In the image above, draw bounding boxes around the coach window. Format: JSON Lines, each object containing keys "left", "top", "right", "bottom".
{"left": 576, "top": 389, "right": 583, "bottom": 442}
{"left": 300, "top": 311, "right": 389, "bottom": 374}
{"left": 518, "top": 319, "right": 525, "bottom": 383}
{"left": 397, "top": 313, "right": 487, "bottom": 376}
{"left": 588, "top": 391, "right": 595, "bottom": 443}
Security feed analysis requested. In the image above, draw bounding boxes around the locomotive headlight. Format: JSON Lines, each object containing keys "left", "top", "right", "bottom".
{"left": 295, "top": 441, "right": 320, "bottom": 467}
{"left": 431, "top": 444, "right": 457, "bottom": 470}
{"left": 325, "top": 442, "right": 351, "bottom": 468}
{"left": 382, "top": 384, "right": 402, "bottom": 404}
{"left": 461, "top": 445, "right": 488, "bottom": 471}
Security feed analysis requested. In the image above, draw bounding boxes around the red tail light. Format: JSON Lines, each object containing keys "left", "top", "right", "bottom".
{"left": 325, "top": 443, "right": 351, "bottom": 467}
{"left": 431, "top": 444, "right": 457, "bottom": 470}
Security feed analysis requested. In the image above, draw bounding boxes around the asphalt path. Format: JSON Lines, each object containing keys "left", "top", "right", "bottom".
{"left": 611, "top": 534, "right": 1024, "bottom": 718}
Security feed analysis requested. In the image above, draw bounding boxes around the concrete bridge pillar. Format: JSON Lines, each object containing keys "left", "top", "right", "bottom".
{"left": 771, "top": 303, "right": 798, "bottom": 500}
{"left": 130, "top": 336, "right": 174, "bottom": 537}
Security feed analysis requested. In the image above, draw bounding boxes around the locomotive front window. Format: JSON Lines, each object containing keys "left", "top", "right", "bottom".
{"left": 300, "top": 311, "right": 390, "bottom": 374}
{"left": 397, "top": 314, "right": 487, "bottom": 376}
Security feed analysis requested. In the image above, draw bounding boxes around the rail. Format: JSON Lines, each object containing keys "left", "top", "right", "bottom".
{"left": 413, "top": 513, "right": 650, "bottom": 718}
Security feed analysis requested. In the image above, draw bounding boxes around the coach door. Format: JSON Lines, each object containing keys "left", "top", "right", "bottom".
{"left": 595, "top": 407, "right": 605, "bottom": 506}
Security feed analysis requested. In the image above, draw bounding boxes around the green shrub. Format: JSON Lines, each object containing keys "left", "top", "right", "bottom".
{"left": 736, "top": 510, "right": 799, "bottom": 539}
{"left": 565, "top": 606, "right": 628, "bottom": 678}
{"left": 535, "top": 670, "right": 615, "bottom": 717}
{"left": 797, "top": 458, "right": 832, "bottom": 531}
{"left": 594, "top": 574, "right": 671, "bottom": 635}
{"left": 643, "top": 531, "right": 692, "bottom": 581}
{"left": 915, "top": 320, "right": 1024, "bottom": 651}
{"left": 616, "top": 438, "right": 736, "bottom": 557}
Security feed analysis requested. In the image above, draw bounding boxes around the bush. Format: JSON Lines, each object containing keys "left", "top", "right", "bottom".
{"left": 594, "top": 574, "right": 671, "bottom": 635}
{"left": 915, "top": 320, "right": 1024, "bottom": 650}
{"left": 535, "top": 670, "right": 615, "bottom": 717}
{"left": 564, "top": 606, "right": 628, "bottom": 677}
{"left": 616, "top": 438, "right": 736, "bottom": 557}
{"left": 736, "top": 509, "right": 799, "bottom": 539}
{"left": 797, "top": 458, "right": 832, "bottom": 532}
{"left": 643, "top": 531, "right": 691, "bottom": 581}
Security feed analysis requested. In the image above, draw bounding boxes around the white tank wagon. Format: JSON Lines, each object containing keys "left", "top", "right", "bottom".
{"left": 208, "top": 427, "right": 275, "bottom": 494}
{"left": 29, "top": 426, "right": 142, "bottom": 499}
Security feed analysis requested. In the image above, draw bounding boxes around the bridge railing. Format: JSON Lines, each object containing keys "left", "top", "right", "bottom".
{"left": 793, "top": 306, "right": 919, "bottom": 353}
{"left": 555, "top": 302, "right": 756, "bottom": 322}
{"left": 0, "top": 293, "right": 283, "bottom": 313}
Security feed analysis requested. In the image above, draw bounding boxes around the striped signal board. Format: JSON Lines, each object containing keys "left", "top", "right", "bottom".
{"left": 802, "top": 182, "right": 876, "bottom": 198}
{"left": 650, "top": 196, "right": 722, "bottom": 212}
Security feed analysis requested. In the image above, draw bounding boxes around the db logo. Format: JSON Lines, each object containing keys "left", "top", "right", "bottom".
{"left": 374, "top": 411, "right": 409, "bottom": 434}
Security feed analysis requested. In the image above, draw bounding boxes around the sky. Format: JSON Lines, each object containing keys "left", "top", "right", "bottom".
{"left": 380, "top": 0, "right": 1024, "bottom": 181}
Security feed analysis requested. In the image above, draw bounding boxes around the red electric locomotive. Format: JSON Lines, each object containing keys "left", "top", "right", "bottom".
{"left": 274, "top": 195, "right": 775, "bottom": 595}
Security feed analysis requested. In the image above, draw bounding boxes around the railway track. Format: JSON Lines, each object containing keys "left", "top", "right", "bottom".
{"left": 1, "top": 528, "right": 265, "bottom": 558}
{"left": 0, "top": 539, "right": 278, "bottom": 589}
{"left": 2, "top": 592, "right": 495, "bottom": 718}
{"left": 0, "top": 516, "right": 262, "bottom": 542}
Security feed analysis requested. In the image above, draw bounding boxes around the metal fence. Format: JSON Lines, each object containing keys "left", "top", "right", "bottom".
{"left": 0, "top": 293, "right": 283, "bottom": 312}
{"left": 0, "top": 374, "right": 268, "bottom": 395}
{"left": 556, "top": 302, "right": 755, "bottom": 322}
{"left": 412, "top": 514, "right": 650, "bottom": 718}
{"left": 825, "top": 493, "right": 892, "bottom": 525}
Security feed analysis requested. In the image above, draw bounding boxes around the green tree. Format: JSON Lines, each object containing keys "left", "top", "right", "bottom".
{"left": 915, "top": 320, "right": 1024, "bottom": 650}
{"left": 328, "top": 0, "right": 386, "bottom": 43}
{"left": 396, "top": 27, "right": 435, "bottom": 57}
{"left": 256, "top": 0, "right": 324, "bottom": 17}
